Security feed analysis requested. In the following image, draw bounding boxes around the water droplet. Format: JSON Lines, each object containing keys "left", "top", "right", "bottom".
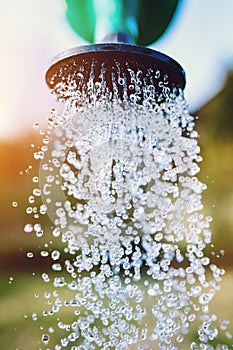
{"left": 28, "top": 196, "right": 35, "bottom": 204}
{"left": 42, "top": 273, "right": 50, "bottom": 283}
{"left": 49, "top": 327, "right": 54, "bottom": 333}
{"left": 8, "top": 276, "right": 14, "bottom": 284}
{"left": 33, "top": 122, "right": 39, "bottom": 129}
{"left": 51, "top": 250, "right": 60, "bottom": 261}
{"left": 24, "top": 223, "right": 33, "bottom": 233}
{"left": 32, "top": 176, "right": 39, "bottom": 183}
{"left": 36, "top": 230, "right": 44, "bottom": 238}
{"left": 32, "top": 312, "right": 38, "bottom": 321}
{"left": 40, "top": 204, "right": 47, "bottom": 214}
{"left": 41, "top": 333, "right": 50, "bottom": 344}
{"left": 26, "top": 206, "right": 33, "bottom": 214}
{"left": 40, "top": 250, "right": 49, "bottom": 257}
{"left": 33, "top": 188, "right": 41, "bottom": 196}
{"left": 52, "top": 228, "right": 60, "bottom": 237}
{"left": 52, "top": 263, "right": 62, "bottom": 271}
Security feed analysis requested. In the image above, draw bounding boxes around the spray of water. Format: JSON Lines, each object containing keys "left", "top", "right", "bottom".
{"left": 23, "top": 60, "right": 232, "bottom": 349}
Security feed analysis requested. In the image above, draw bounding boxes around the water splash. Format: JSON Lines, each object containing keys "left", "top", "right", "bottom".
{"left": 24, "top": 61, "right": 232, "bottom": 349}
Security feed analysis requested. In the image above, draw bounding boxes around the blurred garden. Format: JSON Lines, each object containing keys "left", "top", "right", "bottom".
{"left": 0, "top": 71, "right": 233, "bottom": 348}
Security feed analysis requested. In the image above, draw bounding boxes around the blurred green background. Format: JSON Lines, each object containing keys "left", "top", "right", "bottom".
{"left": 1, "top": 0, "right": 233, "bottom": 348}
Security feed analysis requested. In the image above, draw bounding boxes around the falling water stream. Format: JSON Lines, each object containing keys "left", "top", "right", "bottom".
{"left": 23, "top": 60, "right": 232, "bottom": 349}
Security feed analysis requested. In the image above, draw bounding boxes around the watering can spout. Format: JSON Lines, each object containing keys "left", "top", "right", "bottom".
{"left": 101, "top": 32, "right": 134, "bottom": 44}
{"left": 91, "top": 0, "right": 138, "bottom": 43}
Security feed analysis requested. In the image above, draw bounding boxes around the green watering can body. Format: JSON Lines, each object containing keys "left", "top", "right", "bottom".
{"left": 65, "top": 0, "right": 181, "bottom": 45}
